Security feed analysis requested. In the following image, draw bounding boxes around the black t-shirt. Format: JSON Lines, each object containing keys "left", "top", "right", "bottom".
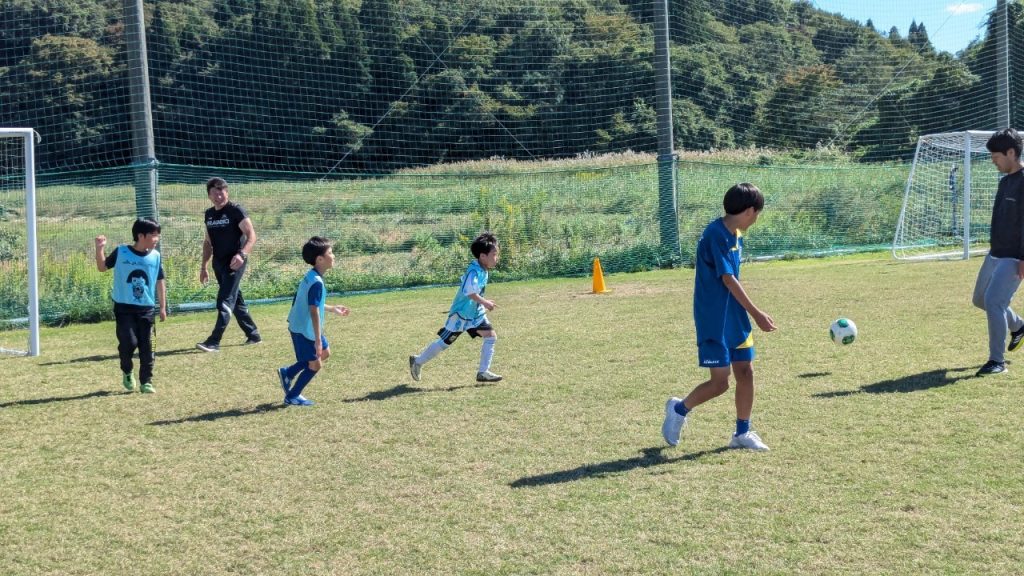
{"left": 989, "top": 170, "right": 1024, "bottom": 259}
{"left": 204, "top": 202, "right": 249, "bottom": 263}
{"left": 105, "top": 245, "right": 166, "bottom": 314}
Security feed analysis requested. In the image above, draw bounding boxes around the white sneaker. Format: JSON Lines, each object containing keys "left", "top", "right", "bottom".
{"left": 409, "top": 355, "right": 422, "bottom": 382}
{"left": 476, "top": 370, "right": 503, "bottom": 382}
{"left": 661, "top": 397, "right": 686, "bottom": 446}
{"left": 729, "top": 431, "right": 770, "bottom": 451}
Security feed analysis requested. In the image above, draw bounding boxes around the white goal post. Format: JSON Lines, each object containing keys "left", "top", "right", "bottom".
{"left": 0, "top": 128, "right": 40, "bottom": 357}
{"left": 893, "top": 130, "right": 999, "bottom": 261}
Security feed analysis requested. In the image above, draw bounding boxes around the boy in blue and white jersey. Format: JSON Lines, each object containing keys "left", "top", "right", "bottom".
{"left": 409, "top": 232, "right": 502, "bottom": 383}
{"left": 661, "top": 183, "right": 777, "bottom": 451}
{"left": 94, "top": 218, "right": 167, "bottom": 394}
{"left": 278, "top": 237, "right": 350, "bottom": 406}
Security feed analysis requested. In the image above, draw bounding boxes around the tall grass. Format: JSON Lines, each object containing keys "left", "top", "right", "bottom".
{"left": 0, "top": 154, "right": 909, "bottom": 326}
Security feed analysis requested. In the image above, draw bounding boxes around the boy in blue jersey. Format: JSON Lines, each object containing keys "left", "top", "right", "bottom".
{"left": 409, "top": 232, "right": 502, "bottom": 383}
{"left": 277, "top": 237, "right": 350, "bottom": 406}
{"left": 94, "top": 218, "right": 167, "bottom": 394}
{"left": 661, "top": 183, "right": 777, "bottom": 451}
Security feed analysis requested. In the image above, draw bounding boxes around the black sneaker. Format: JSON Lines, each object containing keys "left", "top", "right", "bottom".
{"left": 196, "top": 341, "right": 220, "bottom": 353}
{"left": 976, "top": 360, "right": 1007, "bottom": 376}
{"left": 1009, "top": 326, "right": 1024, "bottom": 352}
{"left": 243, "top": 336, "right": 262, "bottom": 345}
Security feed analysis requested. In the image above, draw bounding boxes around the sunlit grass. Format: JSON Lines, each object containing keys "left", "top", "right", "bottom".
{"left": 2, "top": 255, "right": 1022, "bottom": 574}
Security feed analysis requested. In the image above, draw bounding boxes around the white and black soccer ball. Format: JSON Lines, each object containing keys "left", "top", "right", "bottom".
{"left": 830, "top": 318, "right": 857, "bottom": 345}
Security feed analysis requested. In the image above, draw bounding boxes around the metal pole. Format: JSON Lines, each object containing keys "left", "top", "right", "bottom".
{"left": 996, "top": 0, "right": 1010, "bottom": 129}
{"left": 963, "top": 132, "right": 972, "bottom": 259}
{"left": 653, "top": 0, "right": 680, "bottom": 263}
{"left": 24, "top": 130, "right": 39, "bottom": 356}
{"left": 123, "top": 0, "right": 158, "bottom": 220}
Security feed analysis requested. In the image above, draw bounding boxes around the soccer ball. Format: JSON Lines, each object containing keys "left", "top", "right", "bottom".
{"left": 830, "top": 318, "right": 857, "bottom": 345}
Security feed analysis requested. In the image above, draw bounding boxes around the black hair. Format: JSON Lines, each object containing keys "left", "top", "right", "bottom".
{"left": 206, "top": 176, "right": 228, "bottom": 193}
{"left": 986, "top": 128, "right": 1023, "bottom": 159}
{"left": 131, "top": 217, "right": 161, "bottom": 242}
{"left": 723, "top": 182, "right": 764, "bottom": 215}
{"left": 302, "top": 236, "right": 333, "bottom": 265}
{"left": 471, "top": 231, "right": 499, "bottom": 259}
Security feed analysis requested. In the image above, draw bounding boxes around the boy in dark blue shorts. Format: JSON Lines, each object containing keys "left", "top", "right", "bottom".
{"left": 661, "top": 183, "right": 777, "bottom": 451}
{"left": 277, "top": 237, "right": 350, "bottom": 406}
{"left": 94, "top": 218, "right": 167, "bottom": 394}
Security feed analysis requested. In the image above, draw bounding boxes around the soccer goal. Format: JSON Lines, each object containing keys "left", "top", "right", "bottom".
{"left": 893, "top": 130, "right": 1000, "bottom": 261}
{"left": 0, "top": 128, "right": 40, "bottom": 357}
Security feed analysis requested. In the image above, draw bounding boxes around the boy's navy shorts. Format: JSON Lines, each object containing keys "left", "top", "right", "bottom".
{"left": 698, "top": 339, "right": 755, "bottom": 368}
{"left": 291, "top": 331, "right": 329, "bottom": 362}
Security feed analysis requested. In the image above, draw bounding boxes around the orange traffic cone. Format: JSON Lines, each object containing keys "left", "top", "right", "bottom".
{"left": 592, "top": 258, "right": 609, "bottom": 294}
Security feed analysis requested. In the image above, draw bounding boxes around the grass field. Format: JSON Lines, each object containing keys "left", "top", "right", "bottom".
{"left": 2, "top": 255, "right": 1023, "bottom": 575}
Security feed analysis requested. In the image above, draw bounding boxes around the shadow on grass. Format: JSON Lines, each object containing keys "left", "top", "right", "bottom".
{"left": 813, "top": 367, "right": 974, "bottom": 398}
{"left": 39, "top": 348, "right": 199, "bottom": 366}
{"left": 343, "top": 382, "right": 496, "bottom": 403}
{"left": 0, "top": 389, "right": 120, "bottom": 408}
{"left": 798, "top": 371, "right": 831, "bottom": 378}
{"left": 509, "top": 446, "right": 731, "bottom": 488}
{"left": 149, "top": 402, "right": 287, "bottom": 425}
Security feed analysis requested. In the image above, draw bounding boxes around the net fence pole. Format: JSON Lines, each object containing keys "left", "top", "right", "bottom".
{"left": 654, "top": 0, "right": 679, "bottom": 262}
{"left": 123, "top": 0, "right": 158, "bottom": 220}
{"left": 996, "top": 0, "right": 1010, "bottom": 129}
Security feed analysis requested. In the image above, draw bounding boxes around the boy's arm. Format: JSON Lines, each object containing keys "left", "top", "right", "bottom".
{"left": 309, "top": 304, "right": 323, "bottom": 356}
{"left": 722, "top": 274, "right": 776, "bottom": 332}
{"left": 157, "top": 278, "right": 167, "bottom": 321}
{"left": 200, "top": 229, "right": 212, "bottom": 283}
{"left": 328, "top": 303, "right": 350, "bottom": 316}
{"left": 468, "top": 292, "right": 495, "bottom": 311}
{"left": 94, "top": 236, "right": 108, "bottom": 272}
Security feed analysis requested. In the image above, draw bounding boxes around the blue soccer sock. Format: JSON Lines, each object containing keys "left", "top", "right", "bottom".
{"left": 287, "top": 368, "right": 319, "bottom": 399}
{"left": 674, "top": 400, "right": 691, "bottom": 417}
{"left": 735, "top": 418, "right": 750, "bottom": 436}
{"left": 284, "top": 361, "right": 305, "bottom": 381}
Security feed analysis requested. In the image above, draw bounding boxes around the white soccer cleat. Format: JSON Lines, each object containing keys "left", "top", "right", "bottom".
{"left": 729, "top": 431, "right": 770, "bottom": 451}
{"left": 409, "top": 355, "right": 422, "bottom": 382}
{"left": 476, "top": 370, "right": 503, "bottom": 383}
{"left": 661, "top": 397, "right": 686, "bottom": 446}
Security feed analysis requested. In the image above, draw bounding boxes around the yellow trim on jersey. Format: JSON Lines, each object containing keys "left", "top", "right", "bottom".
{"left": 735, "top": 333, "right": 754, "bottom": 349}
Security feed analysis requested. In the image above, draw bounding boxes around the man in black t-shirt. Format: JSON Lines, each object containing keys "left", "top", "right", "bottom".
{"left": 196, "top": 177, "right": 261, "bottom": 352}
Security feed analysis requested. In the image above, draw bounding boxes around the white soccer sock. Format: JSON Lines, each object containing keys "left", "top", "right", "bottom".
{"left": 478, "top": 336, "right": 496, "bottom": 373}
{"left": 417, "top": 339, "right": 448, "bottom": 365}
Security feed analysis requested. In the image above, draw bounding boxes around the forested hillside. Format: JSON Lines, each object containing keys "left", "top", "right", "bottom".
{"left": 0, "top": 0, "right": 1020, "bottom": 172}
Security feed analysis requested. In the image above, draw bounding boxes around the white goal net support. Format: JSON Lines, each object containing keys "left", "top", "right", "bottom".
{"left": 893, "top": 131, "right": 1001, "bottom": 261}
{"left": 0, "top": 128, "right": 40, "bottom": 356}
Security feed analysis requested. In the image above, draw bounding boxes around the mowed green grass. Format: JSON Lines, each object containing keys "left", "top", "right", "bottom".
{"left": 1, "top": 255, "right": 1023, "bottom": 575}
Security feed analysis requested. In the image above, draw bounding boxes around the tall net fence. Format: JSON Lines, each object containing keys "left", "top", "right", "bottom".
{"left": 0, "top": 0, "right": 1021, "bottom": 326}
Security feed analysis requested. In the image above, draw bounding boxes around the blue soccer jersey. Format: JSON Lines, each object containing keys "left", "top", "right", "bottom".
{"left": 448, "top": 260, "right": 489, "bottom": 322}
{"left": 693, "top": 218, "right": 753, "bottom": 356}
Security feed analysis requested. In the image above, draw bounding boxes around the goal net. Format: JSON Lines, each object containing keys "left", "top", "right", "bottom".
{"left": 0, "top": 128, "right": 40, "bottom": 356}
{"left": 893, "top": 131, "right": 1000, "bottom": 261}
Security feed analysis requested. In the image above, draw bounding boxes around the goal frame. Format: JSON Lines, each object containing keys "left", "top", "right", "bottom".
{"left": 893, "top": 130, "right": 995, "bottom": 261}
{"left": 0, "top": 128, "right": 40, "bottom": 357}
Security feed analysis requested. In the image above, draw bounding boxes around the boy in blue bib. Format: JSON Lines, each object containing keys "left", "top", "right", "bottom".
{"left": 409, "top": 232, "right": 502, "bottom": 383}
{"left": 277, "top": 237, "right": 350, "bottom": 406}
{"left": 94, "top": 218, "right": 167, "bottom": 393}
